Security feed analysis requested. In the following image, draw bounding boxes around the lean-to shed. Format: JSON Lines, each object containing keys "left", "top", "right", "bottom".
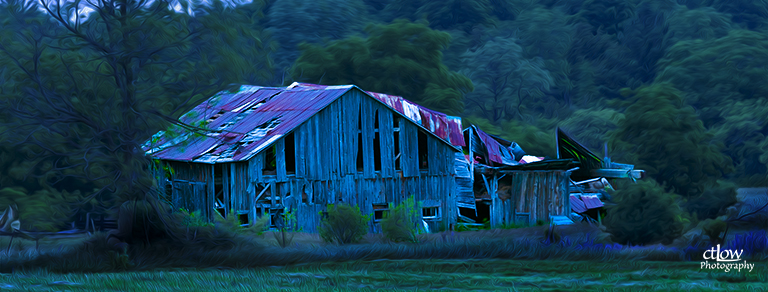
{"left": 460, "top": 126, "right": 578, "bottom": 227}
{"left": 143, "top": 83, "right": 465, "bottom": 233}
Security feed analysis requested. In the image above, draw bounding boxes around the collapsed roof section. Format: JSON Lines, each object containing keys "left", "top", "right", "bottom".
{"left": 143, "top": 83, "right": 465, "bottom": 164}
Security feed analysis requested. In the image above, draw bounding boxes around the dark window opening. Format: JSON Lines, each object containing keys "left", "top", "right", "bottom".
{"left": 374, "top": 132, "right": 381, "bottom": 171}
{"left": 237, "top": 213, "right": 249, "bottom": 227}
{"left": 374, "top": 109, "right": 379, "bottom": 129}
{"left": 373, "top": 203, "right": 389, "bottom": 222}
{"left": 263, "top": 145, "right": 277, "bottom": 175}
{"left": 357, "top": 132, "right": 364, "bottom": 171}
{"left": 418, "top": 130, "right": 429, "bottom": 169}
{"left": 285, "top": 133, "right": 296, "bottom": 174}
{"left": 393, "top": 113, "right": 399, "bottom": 128}
{"left": 394, "top": 131, "right": 401, "bottom": 170}
{"left": 423, "top": 207, "right": 439, "bottom": 219}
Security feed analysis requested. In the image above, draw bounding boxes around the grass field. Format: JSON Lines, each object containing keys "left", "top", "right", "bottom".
{"left": 0, "top": 221, "right": 766, "bottom": 291}
{"left": 0, "top": 259, "right": 766, "bottom": 291}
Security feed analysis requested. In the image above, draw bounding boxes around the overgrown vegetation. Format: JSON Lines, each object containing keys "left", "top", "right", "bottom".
{"left": 381, "top": 196, "right": 423, "bottom": 243}
{"left": 603, "top": 180, "right": 685, "bottom": 246}
{"left": 318, "top": 204, "right": 370, "bottom": 245}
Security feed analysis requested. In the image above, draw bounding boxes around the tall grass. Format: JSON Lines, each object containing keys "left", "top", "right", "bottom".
{"left": 1, "top": 222, "right": 765, "bottom": 274}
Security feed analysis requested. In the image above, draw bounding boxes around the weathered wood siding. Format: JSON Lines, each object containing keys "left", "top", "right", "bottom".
{"left": 489, "top": 170, "right": 570, "bottom": 227}
{"left": 250, "top": 88, "right": 459, "bottom": 233}
{"left": 163, "top": 161, "right": 214, "bottom": 219}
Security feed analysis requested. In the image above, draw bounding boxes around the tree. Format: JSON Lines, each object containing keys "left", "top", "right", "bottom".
{"left": 656, "top": 29, "right": 768, "bottom": 124}
{"left": 0, "top": 0, "right": 273, "bottom": 232}
{"left": 608, "top": 83, "right": 733, "bottom": 198}
{"left": 291, "top": 19, "right": 473, "bottom": 115}
{"left": 415, "top": 0, "right": 494, "bottom": 31}
{"left": 266, "top": 0, "right": 368, "bottom": 75}
{"left": 460, "top": 37, "right": 552, "bottom": 124}
{"left": 604, "top": 179, "right": 684, "bottom": 246}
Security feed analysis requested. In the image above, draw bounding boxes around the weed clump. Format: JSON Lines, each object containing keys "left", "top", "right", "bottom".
{"left": 319, "top": 204, "right": 369, "bottom": 245}
{"left": 381, "top": 196, "right": 422, "bottom": 243}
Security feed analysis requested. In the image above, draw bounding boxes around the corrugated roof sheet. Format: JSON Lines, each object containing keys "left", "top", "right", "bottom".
{"left": 143, "top": 83, "right": 464, "bottom": 163}
{"left": 570, "top": 195, "right": 604, "bottom": 213}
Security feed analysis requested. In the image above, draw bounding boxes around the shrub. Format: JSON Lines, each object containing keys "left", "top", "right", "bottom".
{"left": 684, "top": 181, "right": 738, "bottom": 220}
{"left": 319, "top": 204, "right": 369, "bottom": 245}
{"left": 700, "top": 218, "right": 728, "bottom": 245}
{"left": 603, "top": 180, "right": 684, "bottom": 245}
{"left": 381, "top": 196, "right": 422, "bottom": 243}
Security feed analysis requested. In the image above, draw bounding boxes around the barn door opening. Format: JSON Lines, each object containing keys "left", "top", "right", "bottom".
{"left": 214, "top": 164, "right": 225, "bottom": 219}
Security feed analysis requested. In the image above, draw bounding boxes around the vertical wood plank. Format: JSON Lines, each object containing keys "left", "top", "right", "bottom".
{"left": 400, "top": 120, "right": 418, "bottom": 177}
{"left": 362, "top": 97, "right": 374, "bottom": 178}
{"left": 379, "top": 104, "right": 395, "bottom": 178}
{"left": 276, "top": 138, "right": 286, "bottom": 182}
{"left": 222, "top": 163, "right": 230, "bottom": 218}
{"left": 295, "top": 126, "right": 306, "bottom": 178}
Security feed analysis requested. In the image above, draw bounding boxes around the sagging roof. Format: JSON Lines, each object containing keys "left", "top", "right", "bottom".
{"left": 143, "top": 82, "right": 464, "bottom": 163}
{"left": 465, "top": 126, "right": 524, "bottom": 166}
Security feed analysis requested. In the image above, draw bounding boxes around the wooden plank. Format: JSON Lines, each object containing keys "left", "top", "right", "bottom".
{"left": 362, "top": 97, "right": 374, "bottom": 178}
{"left": 342, "top": 91, "right": 357, "bottom": 175}
{"left": 379, "top": 104, "right": 395, "bottom": 178}
{"left": 295, "top": 127, "right": 306, "bottom": 178}
{"left": 332, "top": 100, "right": 342, "bottom": 179}
{"left": 276, "top": 138, "right": 286, "bottom": 182}
{"left": 400, "top": 120, "right": 419, "bottom": 177}
{"left": 253, "top": 152, "right": 263, "bottom": 182}
{"left": 208, "top": 165, "right": 215, "bottom": 222}
{"left": 222, "top": 164, "right": 230, "bottom": 217}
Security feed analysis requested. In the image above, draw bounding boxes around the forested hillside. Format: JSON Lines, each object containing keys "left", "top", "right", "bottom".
{"left": 0, "top": 0, "right": 766, "bottom": 232}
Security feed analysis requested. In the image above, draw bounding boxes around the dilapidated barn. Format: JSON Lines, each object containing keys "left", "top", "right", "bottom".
{"left": 143, "top": 82, "right": 465, "bottom": 232}
{"left": 459, "top": 126, "right": 578, "bottom": 227}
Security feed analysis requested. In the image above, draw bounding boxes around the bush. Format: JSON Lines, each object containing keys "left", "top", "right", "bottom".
{"left": 684, "top": 181, "right": 738, "bottom": 220}
{"left": 603, "top": 180, "right": 684, "bottom": 245}
{"left": 381, "top": 196, "right": 422, "bottom": 243}
{"left": 700, "top": 218, "right": 727, "bottom": 245}
{"left": 319, "top": 204, "right": 369, "bottom": 245}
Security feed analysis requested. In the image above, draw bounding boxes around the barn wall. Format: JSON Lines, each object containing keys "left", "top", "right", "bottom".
{"left": 163, "top": 161, "right": 215, "bottom": 220}
{"left": 247, "top": 88, "right": 459, "bottom": 233}
{"left": 488, "top": 170, "right": 571, "bottom": 227}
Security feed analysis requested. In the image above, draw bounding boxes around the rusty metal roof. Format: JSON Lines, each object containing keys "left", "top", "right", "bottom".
{"left": 143, "top": 83, "right": 464, "bottom": 163}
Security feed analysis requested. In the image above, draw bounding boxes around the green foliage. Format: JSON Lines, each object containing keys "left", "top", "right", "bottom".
{"left": 608, "top": 83, "right": 733, "bottom": 198}
{"left": 559, "top": 108, "right": 624, "bottom": 153}
{"left": 266, "top": 0, "right": 368, "bottom": 71}
{"left": 416, "top": 0, "right": 494, "bottom": 31}
{"left": 577, "top": 0, "right": 635, "bottom": 35}
{"left": 603, "top": 180, "right": 684, "bottom": 246}
{"left": 460, "top": 37, "right": 552, "bottom": 124}
{"left": 381, "top": 196, "right": 422, "bottom": 243}
{"left": 318, "top": 204, "right": 370, "bottom": 245}
{"left": 656, "top": 30, "right": 768, "bottom": 121}
{"left": 684, "top": 181, "right": 738, "bottom": 220}
{"left": 700, "top": 218, "right": 728, "bottom": 245}
{"left": 272, "top": 209, "right": 300, "bottom": 248}
{"left": 291, "top": 19, "right": 473, "bottom": 115}
{"left": 177, "top": 208, "right": 213, "bottom": 228}
{"left": 0, "top": 187, "right": 83, "bottom": 232}
{"left": 710, "top": 98, "right": 768, "bottom": 187}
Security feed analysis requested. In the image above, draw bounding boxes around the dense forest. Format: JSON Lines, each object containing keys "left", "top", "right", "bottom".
{"left": 0, "top": 0, "right": 765, "bottom": 239}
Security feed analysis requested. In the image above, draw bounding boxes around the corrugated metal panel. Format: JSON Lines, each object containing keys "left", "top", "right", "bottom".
{"left": 143, "top": 83, "right": 463, "bottom": 163}
{"left": 570, "top": 195, "right": 587, "bottom": 213}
